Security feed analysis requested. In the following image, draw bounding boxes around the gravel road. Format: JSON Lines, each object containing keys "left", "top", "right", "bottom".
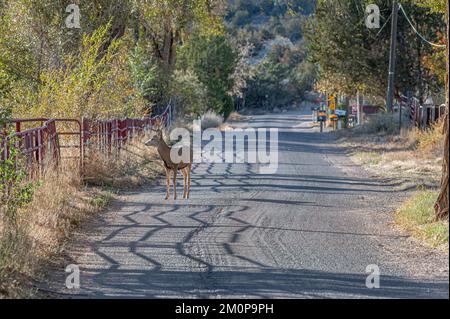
{"left": 43, "top": 111, "right": 449, "bottom": 299}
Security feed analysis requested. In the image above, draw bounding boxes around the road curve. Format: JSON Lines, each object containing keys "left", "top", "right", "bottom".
{"left": 44, "top": 111, "right": 449, "bottom": 299}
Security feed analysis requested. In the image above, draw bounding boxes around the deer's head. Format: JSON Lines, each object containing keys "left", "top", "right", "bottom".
{"left": 145, "top": 125, "right": 163, "bottom": 147}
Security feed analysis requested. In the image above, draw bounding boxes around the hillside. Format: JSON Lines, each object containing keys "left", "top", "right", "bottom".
{"left": 226, "top": 0, "right": 317, "bottom": 110}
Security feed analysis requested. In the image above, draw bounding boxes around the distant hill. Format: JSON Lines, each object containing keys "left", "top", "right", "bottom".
{"left": 227, "top": 0, "right": 316, "bottom": 64}
{"left": 227, "top": 0, "right": 316, "bottom": 24}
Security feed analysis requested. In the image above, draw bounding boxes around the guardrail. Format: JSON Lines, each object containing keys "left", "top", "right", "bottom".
{"left": 1, "top": 103, "right": 172, "bottom": 179}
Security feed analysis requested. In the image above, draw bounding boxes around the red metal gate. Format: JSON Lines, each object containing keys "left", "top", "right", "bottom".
{"left": 1, "top": 103, "right": 172, "bottom": 179}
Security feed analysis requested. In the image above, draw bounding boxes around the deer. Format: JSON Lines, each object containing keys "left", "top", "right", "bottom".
{"left": 145, "top": 123, "right": 192, "bottom": 200}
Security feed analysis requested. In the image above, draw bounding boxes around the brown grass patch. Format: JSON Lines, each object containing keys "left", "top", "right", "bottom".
{"left": 336, "top": 114, "right": 444, "bottom": 187}
{"left": 84, "top": 137, "right": 163, "bottom": 188}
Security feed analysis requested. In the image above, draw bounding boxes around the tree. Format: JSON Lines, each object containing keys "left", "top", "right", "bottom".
{"left": 177, "top": 34, "right": 237, "bottom": 116}
{"left": 411, "top": 0, "right": 449, "bottom": 220}
{"left": 135, "top": 0, "right": 225, "bottom": 73}
{"left": 306, "top": 0, "right": 445, "bottom": 103}
{"left": 434, "top": 0, "right": 449, "bottom": 220}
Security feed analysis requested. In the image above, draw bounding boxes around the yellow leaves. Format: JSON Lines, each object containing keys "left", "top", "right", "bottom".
{"left": 12, "top": 26, "right": 144, "bottom": 120}
{"left": 411, "top": 0, "right": 446, "bottom": 14}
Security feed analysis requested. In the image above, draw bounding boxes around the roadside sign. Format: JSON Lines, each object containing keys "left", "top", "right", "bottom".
{"left": 328, "top": 95, "right": 336, "bottom": 111}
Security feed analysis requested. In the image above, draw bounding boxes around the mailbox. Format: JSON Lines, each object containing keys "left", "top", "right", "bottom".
{"left": 335, "top": 110, "right": 347, "bottom": 117}
{"left": 329, "top": 114, "right": 338, "bottom": 121}
{"left": 317, "top": 111, "right": 327, "bottom": 122}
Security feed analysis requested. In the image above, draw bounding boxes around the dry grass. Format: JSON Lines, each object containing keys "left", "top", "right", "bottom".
{"left": 337, "top": 114, "right": 444, "bottom": 187}
{"left": 84, "top": 137, "right": 163, "bottom": 188}
{"left": 200, "top": 111, "right": 224, "bottom": 130}
{"left": 227, "top": 112, "right": 247, "bottom": 122}
{"left": 0, "top": 135, "right": 163, "bottom": 298}
{"left": 337, "top": 113, "right": 447, "bottom": 251}
{"left": 0, "top": 162, "right": 113, "bottom": 298}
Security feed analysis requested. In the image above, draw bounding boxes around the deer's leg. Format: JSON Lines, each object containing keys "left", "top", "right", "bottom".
{"left": 181, "top": 168, "right": 187, "bottom": 199}
{"left": 164, "top": 167, "right": 170, "bottom": 200}
{"left": 172, "top": 166, "right": 178, "bottom": 200}
{"left": 186, "top": 164, "right": 191, "bottom": 199}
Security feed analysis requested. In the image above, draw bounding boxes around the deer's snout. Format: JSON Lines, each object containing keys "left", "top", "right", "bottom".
{"left": 145, "top": 139, "right": 155, "bottom": 146}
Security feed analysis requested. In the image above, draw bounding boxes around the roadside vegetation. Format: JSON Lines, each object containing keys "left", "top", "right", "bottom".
{"left": 336, "top": 113, "right": 448, "bottom": 249}
{"left": 396, "top": 190, "right": 449, "bottom": 250}
{"left": 0, "top": 131, "right": 163, "bottom": 297}
{"left": 337, "top": 113, "right": 444, "bottom": 187}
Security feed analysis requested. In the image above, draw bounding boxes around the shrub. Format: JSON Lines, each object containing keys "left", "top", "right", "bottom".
{"left": 170, "top": 70, "right": 208, "bottom": 118}
{"left": 362, "top": 113, "right": 398, "bottom": 135}
{"left": 177, "top": 34, "right": 237, "bottom": 117}
{"left": 200, "top": 110, "right": 224, "bottom": 130}
{"left": 396, "top": 191, "right": 448, "bottom": 249}
{"left": 416, "top": 121, "right": 444, "bottom": 156}
{"left": 0, "top": 139, "right": 35, "bottom": 297}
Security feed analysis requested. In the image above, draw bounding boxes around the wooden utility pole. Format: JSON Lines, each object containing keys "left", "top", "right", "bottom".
{"left": 357, "top": 91, "right": 361, "bottom": 125}
{"left": 386, "top": 0, "right": 399, "bottom": 113}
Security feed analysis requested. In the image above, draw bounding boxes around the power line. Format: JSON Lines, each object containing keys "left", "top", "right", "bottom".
{"left": 377, "top": 11, "right": 393, "bottom": 37}
{"left": 399, "top": 3, "right": 446, "bottom": 48}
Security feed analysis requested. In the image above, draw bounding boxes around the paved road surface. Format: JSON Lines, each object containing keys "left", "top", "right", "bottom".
{"left": 45, "top": 111, "right": 449, "bottom": 299}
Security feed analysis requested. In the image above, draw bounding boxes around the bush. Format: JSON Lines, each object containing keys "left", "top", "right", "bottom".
{"left": 170, "top": 70, "right": 209, "bottom": 118}
{"left": 0, "top": 139, "right": 35, "bottom": 297}
{"left": 416, "top": 122, "right": 444, "bottom": 156}
{"left": 396, "top": 191, "right": 448, "bottom": 249}
{"left": 177, "top": 34, "right": 237, "bottom": 117}
{"left": 201, "top": 110, "right": 224, "bottom": 130}
{"left": 363, "top": 113, "right": 398, "bottom": 135}
{"left": 129, "top": 44, "right": 166, "bottom": 111}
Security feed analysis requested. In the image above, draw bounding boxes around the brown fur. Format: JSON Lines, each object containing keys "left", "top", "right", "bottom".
{"left": 146, "top": 128, "right": 192, "bottom": 200}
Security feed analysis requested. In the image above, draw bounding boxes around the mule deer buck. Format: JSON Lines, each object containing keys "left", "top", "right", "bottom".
{"left": 145, "top": 124, "right": 192, "bottom": 200}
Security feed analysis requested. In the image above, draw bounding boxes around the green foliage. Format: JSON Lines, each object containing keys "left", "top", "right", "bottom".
{"left": 170, "top": 70, "right": 209, "bottom": 118}
{"left": 307, "top": 0, "right": 445, "bottom": 100}
{"left": 129, "top": 44, "right": 167, "bottom": 111}
{"left": 291, "top": 59, "right": 318, "bottom": 93}
{"left": 409, "top": 0, "right": 447, "bottom": 13}
{"left": 0, "top": 106, "right": 11, "bottom": 126}
{"left": 0, "top": 138, "right": 35, "bottom": 228}
{"left": 178, "top": 34, "right": 238, "bottom": 116}
{"left": 9, "top": 25, "right": 144, "bottom": 119}
{"left": 245, "top": 44, "right": 316, "bottom": 109}
{"left": 397, "top": 190, "right": 449, "bottom": 248}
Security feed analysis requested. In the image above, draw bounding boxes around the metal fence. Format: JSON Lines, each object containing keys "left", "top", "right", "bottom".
{"left": 1, "top": 103, "right": 172, "bottom": 179}
{"left": 400, "top": 95, "right": 446, "bottom": 129}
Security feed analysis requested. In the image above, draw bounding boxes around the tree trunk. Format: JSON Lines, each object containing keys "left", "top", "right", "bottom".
{"left": 434, "top": 3, "right": 449, "bottom": 221}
